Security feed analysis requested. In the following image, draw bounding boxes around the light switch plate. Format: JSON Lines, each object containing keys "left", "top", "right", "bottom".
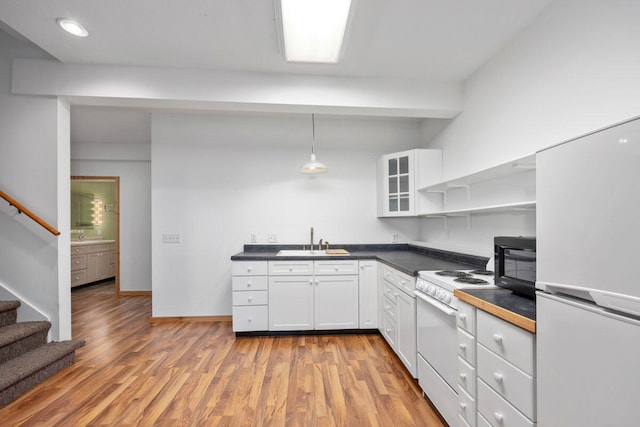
{"left": 268, "top": 233, "right": 277, "bottom": 243}
{"left": 163, "top": 233, "right": 181, "bottom": 243}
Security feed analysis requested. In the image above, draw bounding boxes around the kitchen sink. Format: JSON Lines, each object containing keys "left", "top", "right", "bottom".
{"left": 276, "top": 250, "right": 330, "bottom": 256}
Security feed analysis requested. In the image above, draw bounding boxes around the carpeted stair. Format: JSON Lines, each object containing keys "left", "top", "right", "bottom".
{"left": 0, "top": 300, "right": 84, "bottom": 407}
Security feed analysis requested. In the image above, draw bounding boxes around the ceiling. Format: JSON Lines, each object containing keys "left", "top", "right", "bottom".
{"left": 0, "top": 0, "right": 554, "bottom": 82}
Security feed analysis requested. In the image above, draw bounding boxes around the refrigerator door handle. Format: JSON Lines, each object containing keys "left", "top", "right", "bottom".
{"left": 540, "top": 292, "right": 640, "bottom": 326}
{"left": 538, "top": 282, "right": 640, "bottom": 319}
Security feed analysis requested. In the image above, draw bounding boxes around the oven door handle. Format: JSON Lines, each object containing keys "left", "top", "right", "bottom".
{"left": 414, "top": 291, "right": 457, "bottom": 316}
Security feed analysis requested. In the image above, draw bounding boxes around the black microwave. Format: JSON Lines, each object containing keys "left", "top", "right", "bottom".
{"left": 494, "top": 236, "right": 536, "bottom": 299}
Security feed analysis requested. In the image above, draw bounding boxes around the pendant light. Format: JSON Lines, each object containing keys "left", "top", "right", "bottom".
{"left": 300, "top": 114, "right": 328, "bottom": 174}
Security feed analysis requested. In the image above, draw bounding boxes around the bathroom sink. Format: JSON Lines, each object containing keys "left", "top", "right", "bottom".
{"left": 276, "top": 250, "right": 330, "bottom": 256}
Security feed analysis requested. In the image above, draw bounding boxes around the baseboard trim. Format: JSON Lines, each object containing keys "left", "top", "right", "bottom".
{"left": 119, "top": 291, "right": 152, "bottom": 296}
{"left": 149, "top": 315, "right": 232, "bottom": 323}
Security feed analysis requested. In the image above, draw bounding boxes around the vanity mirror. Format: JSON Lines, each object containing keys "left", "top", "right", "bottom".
{"left": 71, "top": 192, "right": 95, "bottom": 228}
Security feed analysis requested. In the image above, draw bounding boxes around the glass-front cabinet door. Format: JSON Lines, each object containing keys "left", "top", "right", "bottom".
{"left": 388, "top": 155, "right": 411, "bottom": 213}
{"left": 378, "top": 150, "right": 416, "bottom": 217}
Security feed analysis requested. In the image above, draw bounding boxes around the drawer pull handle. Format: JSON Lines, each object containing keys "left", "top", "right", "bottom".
{"left": 309, "top": 280, "right": 313, "bottom": 285}
{"left": 247, "top": 297, "right": 253, "bottom": 302}
{"left": 494, "top": 372, "right": 504, "bottom": 382}
{"left": 247, "top": 282, "right": 252, "bottom": 287}
{"left": 248, "top": 317, "right": 252, "bottom": 322}
{"left": 459, "top": 344, "right": 466, "bottom": 352}
{"left": 459, "top": 373, "right": 467, "bottom": 381}
{"left": 493, "top": 412, "right": 504, "bottom": 423}
{"left": 459, "top": 402, "right": 467, "bottom": 411}
{"left": 386, "top": 328, "right": 391, "bottom": 333}
{"left": 247, "top": 267, "right": 252, "bottom": 272}
{"left": 458, "top": 313, "right": 466, "bottom": 321}
{"left": 492, "top": 333, "right": 503, "bottom": 343}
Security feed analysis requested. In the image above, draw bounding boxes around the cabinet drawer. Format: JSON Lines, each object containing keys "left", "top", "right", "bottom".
{"left": 86, "top": 244, "right": 110, "bottom": 253}
{"left": 381, "top": 265, "right": 397, "bottom": 284}
{"left": 381, "top": 314, "right": 397, "bottom": 349}
{"left": 395, "top": 270, "right": 416, "bottom": 294}
{"left": 458, "top": 328, "right": 476, "bottom": 365}
{"left": 268, "top": 260, "right": 313, "bottom": 275}
{"left": 71, "top": 269, "right": 87, "bottom": 287}
{"left": 477, "top": 380, "right": 533, "bottom": 427}
{"left": 458, "top": 356, "right": 476, "bottom": 397}
{"left": 457, "top": 301, "right": 476, "bottom": 334}
{"left": 477, "top": 310, "right": 535, "bottom": 375}
{"left": 382, "top": 295, "right": 397, "bottom": 320}
{"left": 314, "top": 260, "right": 358, "bottom": 275}
{"left": 71, "top": 254, "right": 87, "bottom": 271}
{"left": 232, "top": 276, "right": 268, "bottom": 291}
{"left": 232, "top": 306, "right": 268, "bottom": 332}
{"left": 232, "top": 290, "right": 268, "bottom": 306}
{"left": 382, "top": 281, "right": 398, "bottom": 302}
{"left": 458, "top": 385, "right": 477, "bottom": 427}
{"left": 477, "top": 344, "right": 535, "bottom": 420}
{"left": 71, "top": 245, "right": 88, "bottom": 255}
{"left": 232, "top": 261, "right": 268, "bottom": 276}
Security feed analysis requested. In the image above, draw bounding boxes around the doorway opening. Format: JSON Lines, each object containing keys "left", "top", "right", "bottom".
{"left": 71, "top": 176, "right": 120, "bottom": 294}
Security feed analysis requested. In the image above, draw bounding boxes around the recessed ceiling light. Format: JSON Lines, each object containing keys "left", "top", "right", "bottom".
{"left": 276, "top": 0, "right": 354, "bottom": 63}
{"left": 56, "top": 18, "right": 89, "bottom": 37}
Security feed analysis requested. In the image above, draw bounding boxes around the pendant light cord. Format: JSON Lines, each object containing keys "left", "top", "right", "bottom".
{"left": 311, "top": 113, "right": 316, "bottom": 154}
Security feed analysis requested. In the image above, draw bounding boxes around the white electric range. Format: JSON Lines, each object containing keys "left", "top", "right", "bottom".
{"left": 414, "top": 269, "right": 497, "bottom": 426}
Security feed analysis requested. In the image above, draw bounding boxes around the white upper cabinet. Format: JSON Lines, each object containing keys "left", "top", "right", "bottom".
{"left": 377, "top": 149, "right": 442, "bottom": 217}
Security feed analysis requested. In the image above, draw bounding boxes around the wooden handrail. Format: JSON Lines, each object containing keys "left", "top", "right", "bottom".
{"left": 0, "top": 189, "right": 60, "bottom": 236}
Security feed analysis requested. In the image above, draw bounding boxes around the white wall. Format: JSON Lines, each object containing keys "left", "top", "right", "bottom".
{"left": 151, "top": 112, "right": 421, "bottom": 317}
{"left": 420, "top": 0, "right": 640, "bottom": 255}
{"left": 0, "top": 30, "right": 68, "bottom": 339}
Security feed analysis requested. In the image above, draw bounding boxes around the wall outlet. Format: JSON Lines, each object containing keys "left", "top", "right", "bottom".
{"left": 162, "top": 233, "right": 181, "bottom": 243}
{"left": 250, "top": 233, "right": 257, "bottom": 243}
{"left": 392, "top": 233, "right": 399, "bottom": 243}
{"left": 268, "top": 233, "right": 277, "bottom": 243}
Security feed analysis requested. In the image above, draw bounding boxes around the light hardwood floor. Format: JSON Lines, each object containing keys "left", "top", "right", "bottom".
{"left": 0, "top": 282, "right": 447, "bottom": 426}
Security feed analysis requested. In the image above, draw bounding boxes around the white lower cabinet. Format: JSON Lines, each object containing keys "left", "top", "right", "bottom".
{"left": 457, "top": 301, "right": 477, "bottom": 427}
{"left": 378, "top": 263, "right": 417, "bottom": 377}
{"left": 231, "top": 261, "right": 269, "bottom": 332}
{"left": 269, "top": 275, "right": 314, "bottom": 331}
{"left": 231, "top": 259, "right": 363, "bottom": 332}
{"left": 358, "top": 260, "right": 378, "bottom": 329}
{"left": 457, "top": 303, "right": 537, "bottom": 427}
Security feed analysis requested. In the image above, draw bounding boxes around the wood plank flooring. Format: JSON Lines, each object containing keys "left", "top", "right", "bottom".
{"left": 0, "top": 282, "right": 447, "bottom": 426}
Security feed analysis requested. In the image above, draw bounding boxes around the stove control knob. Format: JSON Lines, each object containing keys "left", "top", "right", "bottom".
{"left": 428, "top": 285, "right": 436, "bottom": 295}
{"left": 435, "top": 290, "right": 443, "bottom": 300}
{"left": 443, "top": 293, "right": 451, "bottom": 303}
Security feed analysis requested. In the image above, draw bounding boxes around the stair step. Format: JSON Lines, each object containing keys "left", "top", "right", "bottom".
{"left": 0, "top": 301, "right": 20, "bottom": 328}
{"left": 0, "top": 340, "right": 85, "bottom": 407}
{"left": 0, "top": 321, "right": 51, "bottom": 365}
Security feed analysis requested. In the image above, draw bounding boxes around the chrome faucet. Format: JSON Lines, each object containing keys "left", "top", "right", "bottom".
{"left": 310, "top": 226, "right": 314, "bottom": 251}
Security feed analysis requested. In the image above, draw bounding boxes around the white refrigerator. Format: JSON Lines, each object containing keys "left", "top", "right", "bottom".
{"left": 536, "top": 117, "right": 640, "bottom": 426}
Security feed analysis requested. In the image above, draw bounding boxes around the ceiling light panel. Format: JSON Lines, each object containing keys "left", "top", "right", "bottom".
{"left": 56, "top": 18, "right": 89, "bottom": 37}
{"left": 278, "top": 0, "right": 353, "bottom": 63}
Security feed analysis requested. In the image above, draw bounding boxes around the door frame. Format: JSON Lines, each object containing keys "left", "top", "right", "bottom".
{"left": 71, "top": 176, "right": 120, "bottom": 294}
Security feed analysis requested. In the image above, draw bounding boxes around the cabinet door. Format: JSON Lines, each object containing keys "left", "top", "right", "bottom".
{"left": 314, "top": 275, "right": 359, "bottom": 330}
{"left": 358, "top": 261, "right": 378, "bottom": 329}
{"left": 86, "top": 252, "right": 101, "bottom": 282}
{"left": 377, "top": 151, "right": 415, "bottom": 217}
{"left": 268, "top": 276, "right": 313, "bottom": 331}
{"left": 395, "top": 289, "right": 417, "bottom": 377}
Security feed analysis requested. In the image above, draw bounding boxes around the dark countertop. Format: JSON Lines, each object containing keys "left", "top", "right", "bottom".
{"left": 454, "top": 288, "right": 536, "bottom": 333}
{"left": 231, "top": 244, "right": 489, "bottom": 276}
